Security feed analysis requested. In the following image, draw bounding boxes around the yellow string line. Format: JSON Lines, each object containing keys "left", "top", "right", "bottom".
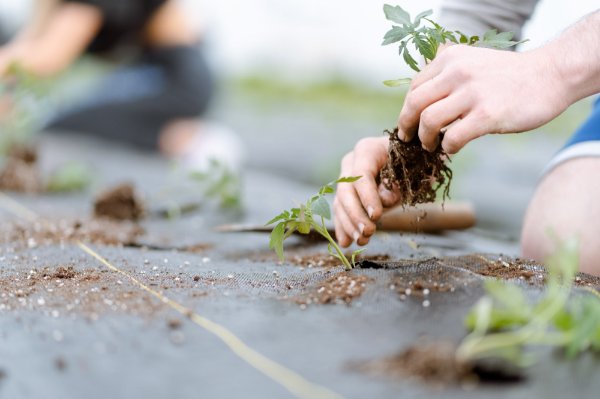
{"left": 582, "top": 286, "right": 600, "bottom": 300}
{"left": 78, "top": 242, "right": 344, "bottom": 399}
{"left": 0, "top": 191, "right": 38, "bottom": 222}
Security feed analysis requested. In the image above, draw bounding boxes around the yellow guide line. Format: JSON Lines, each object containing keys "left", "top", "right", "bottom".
{"left": 78, "top": 243, "right": 344, "bottom": 399}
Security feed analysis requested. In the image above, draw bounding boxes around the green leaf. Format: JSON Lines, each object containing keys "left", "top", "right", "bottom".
{"left": 351, "top": 248, "right": 366, "bottom": 268}
{"left": 383, "top": 78, "right": 412, "bottom": 87}
{"left": 382, "top": 26, "right": 410, "bottom": 46}
{"left": 311, "top": 196, "right": 331, "bottom": 220}
{"left": 297, "top": 221, "right": 311, "bottom": 235}
{"left": 413, "top": 33, "right": 435, "bottom": 61}
{"left": 269, "top": 222, "right": 286, "bottom": 261}
{"left": 383, "top": 4, "right": 411, "bottom": 26}
{"left": 475, "top": 29, "right": 526, "bottom": 49}
{"left": 336, "top": 176, "right": 361, "bottom": 184}
{"left": 265, "top": 210, "right": 290, "bottom": 226}
{"left": 413, "top": 10, "right": 433, "bottom": 26}
{"left": 46, "top": 162, "right": 92, "bottom": 193}
{"left": 401, "top": 44, "right": 421, "bottom": 72}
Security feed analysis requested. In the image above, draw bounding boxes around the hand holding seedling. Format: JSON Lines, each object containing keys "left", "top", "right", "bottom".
{"left": 389, "top": 5, "right": 600, "bottom": 154}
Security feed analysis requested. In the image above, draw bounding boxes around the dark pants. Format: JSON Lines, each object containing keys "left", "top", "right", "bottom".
{"left": 47, "top": 45, "right": 214, "bottom": 150}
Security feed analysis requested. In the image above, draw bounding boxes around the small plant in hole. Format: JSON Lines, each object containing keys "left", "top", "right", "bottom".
{"left": 267, "top": 177, "right": 363, "bottom": 271}
{"left": 379, "top": 5, "right": 525, "bottom": 206}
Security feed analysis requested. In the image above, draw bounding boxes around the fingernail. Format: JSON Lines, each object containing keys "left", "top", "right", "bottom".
{"left": 397, "top": 129, "right": 406, "bottom": 142}
{"left": 367, "top": 206, "right": 374, "bottom": 219}
{"left": 358, "top": 223, "right": 365, "bottom": 235}
{"left": 352, "top": 231, "right": 360, "bottom": 243}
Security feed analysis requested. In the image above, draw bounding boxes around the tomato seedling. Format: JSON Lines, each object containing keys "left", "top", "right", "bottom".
{"left": 267, "top": 177, "right": 363, "bottom": 270}
{"left": 381, "top": 4, "right": 526, "bottom": 86}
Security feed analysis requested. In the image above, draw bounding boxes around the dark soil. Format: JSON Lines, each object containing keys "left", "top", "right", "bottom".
{"left": 294, "top": 272, "right": 371, "bottom": 305}
{"left": 357, "top": 340, "right": 524, "bottom": 387}
{"left": 379, "top": 128, "right": 452, "bottom": 206}
{"left": 357, "top": 341, "right": 475, "bottom": 386}
{"left": 0, "top": 218, "right": 144, "bottom": 249}
{"left": 0, "top": 144, "right": 42, "bottom": 193}
{"left": 93, "top": 183, "right": 144, "bottom": 221}
{"left": 458, "top": 255, "right": 544, "bottom": 285}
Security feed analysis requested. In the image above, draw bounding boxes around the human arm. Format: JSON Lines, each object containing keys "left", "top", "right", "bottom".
{"left": 0, "top": 2, "right": 102, "bottom": 77}
{"left": 333, "top": 9, "right": 600, "bottom": 247}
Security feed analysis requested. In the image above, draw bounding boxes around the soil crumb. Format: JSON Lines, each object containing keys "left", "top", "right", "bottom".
{"left": 54, "top": 357, "right": 67, "bottom": 371}
{"left": 358, "top": 341, "right": 475, "bottom": 386}
{"left": 0, "top": 218, "right": 144, "bottom": 249}
{"left": 94, "top": 183, "right": 144, "bottom": 220}
{"left": 379, "top": 128, "right": 452, "bottom": 206}
{"left": 0, "top": 144, "right": 42, "bottom": 193}
{"left": 391, "top": 273, "right": 456, "bottom": 299}
{"left": 295, "top": 272, "right": 371, "bottom": 305}
{"left": 249, "top": 250, "right": 389, "bottom": 268}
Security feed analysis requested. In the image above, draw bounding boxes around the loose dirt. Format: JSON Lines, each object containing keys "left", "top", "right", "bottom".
{"left": 248, "top": 250, "right": 390, "bottom": 268}
{"left": 0, "top": 218, "right": 144, "bottom": 249}
{"left": 379, "top": 128, "right": 452, "bottom": 206}
{"left": 357, "top": 341, "right": 475, "bottom": 386}
{"left": 0, "top": 144, "right": 43, "bottom": 193}
{"left": 294, "top": 272, "right": 371, "bottom": 305}
{"left": 93, "top": 183, "right": 144, "bottom": 221}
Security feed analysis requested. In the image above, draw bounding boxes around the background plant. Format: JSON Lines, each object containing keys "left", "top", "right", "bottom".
{"left": 457, "top": 238, "right": 600, "bottom": 368}
{"left": 267, "top": 177, "right": 363, "bottom": 270}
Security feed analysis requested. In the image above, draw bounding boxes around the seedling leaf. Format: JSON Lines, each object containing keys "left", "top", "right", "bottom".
{"left": 383, "top": 4, "right": 411, "bottom": 26}
{"left": 383, "top": 78, "right": 412, "bottom": 87}
{"left": 311, "top": 196, "right": 331, "bottom": 220}
{"left": 269, "top": 222, "right": 286, "bottom": 261}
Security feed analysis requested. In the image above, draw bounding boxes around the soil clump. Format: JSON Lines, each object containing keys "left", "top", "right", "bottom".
{"left": 358, "top": 341, "right": 474, "bottom": 386}
{"left": 0, "top": 144, "right": 42, "bottom": 193}
{"left": 379, "top": 128, "right": 452, "bottom": 206}
{"left": 294, "top": 272, "right": 371, "bottom": 305}
{"left": 93, "top": 183, "right": 144, "bottom": 221}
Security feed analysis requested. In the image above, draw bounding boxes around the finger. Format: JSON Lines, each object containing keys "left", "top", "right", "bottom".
{"left": 441, "top": 114, "right": 488, "bottom": 154}
{"left": 350, "top": 137, "right": 391, "bottom": 223}
{"left": 418, "top": 94, "right": 471, "bottom": 152}
{"left": 398, "top": 70, "right": 455, "bottom": 142}
{"left": 333, "top": 198, "right": 358, "bottom": 247}
{"left": 378, "top": 181, "right": 402, "bottom": 208}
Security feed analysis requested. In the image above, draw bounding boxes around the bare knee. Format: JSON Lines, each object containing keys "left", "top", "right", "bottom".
{"left": 521, "top": 158, "right": 600, "bottom": 276}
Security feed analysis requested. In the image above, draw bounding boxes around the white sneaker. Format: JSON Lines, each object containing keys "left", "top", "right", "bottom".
{"left": 180, "top": 123, "right": 245, "bottom": 174}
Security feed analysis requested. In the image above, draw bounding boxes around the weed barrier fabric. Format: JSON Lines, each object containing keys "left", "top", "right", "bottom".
{"left": 0, "top": 134, "right": 599, "bottom": 399}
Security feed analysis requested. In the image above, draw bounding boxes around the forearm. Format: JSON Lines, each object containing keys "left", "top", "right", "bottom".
{"left": 537, "top": 10, "right": 600, "bottom": 104}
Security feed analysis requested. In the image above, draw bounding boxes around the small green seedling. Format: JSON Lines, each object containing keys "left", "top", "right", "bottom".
{"left": 46, "top": 162, "right": 92, "bottom": 193}
{"left": 189, "top": 158, "right": 243, "bottom": 211}
{"left": 267, "top": 177, "right": 363, "bottom": 271}
{"left": 381, "top": 4, "right": 526, "bottom": 86}
{"left": 457, "top": 238, "right": 600, "bottom": 368}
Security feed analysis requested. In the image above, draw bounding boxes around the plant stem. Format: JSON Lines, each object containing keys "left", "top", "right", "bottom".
{"left": 313, "top": 221, "right": 352, "bottom": 270}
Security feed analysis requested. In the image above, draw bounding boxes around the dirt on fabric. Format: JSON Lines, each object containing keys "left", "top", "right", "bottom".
{"left": 0, "top": 264, "right": 212, "bottom": 319}
{"left": 391, "top": 273, "right": 456, "bottom": 299}
{"left": 357, "top": 341, "right": 475, "bottom": 386}
{"left": 294, "top": 272, "right": 371, "bottom": 306}
{"left": 0, "top": 218, "right": 144, "bottom": 249}
{"left": 93, "top": 183, "right": 144, "bottom": 221}
{"left": 379, "top": 128, "right": 452, "bottom": 206}
{"left": 248, "top": 250, "right": 390, "bottom": 268}
{"left": 0, "top": 144, "right": 43, "bottom": 194}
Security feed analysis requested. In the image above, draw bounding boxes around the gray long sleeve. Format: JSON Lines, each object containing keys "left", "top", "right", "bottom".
{"left": 438, "top": 0, "right": 540, "bottom": 40}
